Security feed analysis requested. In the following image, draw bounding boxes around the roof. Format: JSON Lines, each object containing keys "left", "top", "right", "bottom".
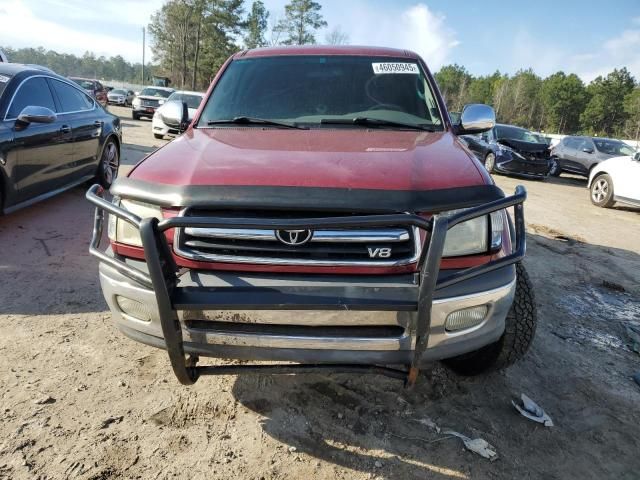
{"left": 171, "top": 90, "right": 204, "bottom": 96}
{"left": 0, "top": 62, "right": 47, "bottom": 76}
{"left": 238, "top": 45, "right": 420, "bottom": 60}
{"left": 142, "top": 86, "right": 174, "bottom": 91}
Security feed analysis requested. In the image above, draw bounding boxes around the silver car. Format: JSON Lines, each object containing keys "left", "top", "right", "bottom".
{"left": 107, "top": 88, "right": 135, "bottom": 106}
{"left": 550, "top": 136, "right": 636, "bottom": 178}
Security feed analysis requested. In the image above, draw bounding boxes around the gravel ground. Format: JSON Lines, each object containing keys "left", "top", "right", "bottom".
{"left": 0, "top": 106, "right": 638, "bottom": 479}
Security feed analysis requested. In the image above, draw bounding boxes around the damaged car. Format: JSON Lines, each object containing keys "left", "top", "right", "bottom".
{"left": 461, "top": 123, "right": 555, "bottom": 178}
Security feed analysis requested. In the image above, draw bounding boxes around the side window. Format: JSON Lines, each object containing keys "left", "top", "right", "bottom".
{"left": 7, "top": 77, "right": 56, "bottom": 118}
{"left": 565, "top": 138, "right": 579, "bottom": 149}
{"left": 50, "top": 80, "right": 94, "bottom": 113}
{"left": 578, "top": 139, "right": 594, "bottom": 152}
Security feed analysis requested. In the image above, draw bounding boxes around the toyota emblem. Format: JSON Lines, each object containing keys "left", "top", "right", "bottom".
{"left": 275, "top": 229, "right": 313, "bottom": 246}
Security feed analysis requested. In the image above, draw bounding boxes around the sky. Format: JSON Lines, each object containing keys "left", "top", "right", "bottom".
{"left": 0, "top": 0, "right": 639, "bottom": 82}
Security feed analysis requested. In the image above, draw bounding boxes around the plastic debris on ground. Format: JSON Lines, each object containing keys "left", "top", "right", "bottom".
{"left": 414, "top": 417, "right": 498, "bottom": 461}
{"left": 512, "top": 393, "right": 554, "bottom": 427}
{"left": 443, "top": 430, "right": 499, "bottom": 461}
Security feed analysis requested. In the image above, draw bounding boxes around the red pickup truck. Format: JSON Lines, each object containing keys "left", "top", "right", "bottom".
{"left": 87, "top": 46, "right": 536, "bottom": 386}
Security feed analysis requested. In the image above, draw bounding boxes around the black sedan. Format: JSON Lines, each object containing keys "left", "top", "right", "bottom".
{"left": 461, "top": 124, "right": 555, "bottom": 178}
{"left": 0, "top": 64, "right": 121, "bottom": 214}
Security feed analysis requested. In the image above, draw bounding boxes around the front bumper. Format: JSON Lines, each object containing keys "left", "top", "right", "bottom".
{"left": 496, "top": 153, "right": 553, "bottom": 177}
{"left": 151, "top": 117, "right": 178, "bottom": 137}
{"left": 133, "top": 105, "right": 158, "bottom": 116}
{"left": 100, "top": 258, "right": 516, "bottom": 364}
{"left": 86, "top": 184, "right": 527, "bottom": 385}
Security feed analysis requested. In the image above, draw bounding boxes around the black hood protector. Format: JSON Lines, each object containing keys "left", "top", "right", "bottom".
{"left": 111, "top": 178, "right": 505, "bottom": 213}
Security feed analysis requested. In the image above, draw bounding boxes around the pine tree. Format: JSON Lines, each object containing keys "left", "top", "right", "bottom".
{"left": 275, "top": 0, "right": 327, "bottom": 45}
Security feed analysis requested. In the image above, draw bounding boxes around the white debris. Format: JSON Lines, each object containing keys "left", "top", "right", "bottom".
{"left": 443, "top": 430, "right": 499, "bottom": 461}
{"left": 512, "top": 393, "right": 554, "bottom": 427}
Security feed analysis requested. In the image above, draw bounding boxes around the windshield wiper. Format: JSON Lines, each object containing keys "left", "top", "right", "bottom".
{"left": 320, "top": 117, "right": 437, "bottom": 131}
{"left": 206, "top": 116, "right": 308, "bottom": 130}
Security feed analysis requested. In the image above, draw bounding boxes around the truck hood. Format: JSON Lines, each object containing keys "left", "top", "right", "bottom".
{"left": 128, "top": 128, "right": 487, "bottom": 192}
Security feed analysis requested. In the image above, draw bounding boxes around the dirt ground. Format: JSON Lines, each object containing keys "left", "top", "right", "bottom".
{"left": 0, "top": 106, "right": 639, "bottom": 479}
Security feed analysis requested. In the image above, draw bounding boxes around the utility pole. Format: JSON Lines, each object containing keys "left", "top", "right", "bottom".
{"left": 141, "top": 27, "right": 146, "bottom": 85}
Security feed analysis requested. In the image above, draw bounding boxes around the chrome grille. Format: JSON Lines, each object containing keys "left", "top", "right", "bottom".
{"left": 174, "top": 210, "right": 421, "bottom": 266}
{"left": 141, "top": 98, "right": 160, "bottom": 107}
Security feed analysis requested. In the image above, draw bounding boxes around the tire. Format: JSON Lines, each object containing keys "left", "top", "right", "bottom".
{"left": 132, "top": 112, "right": 139, "bottom": 120}
{"left": 548, "top": 158, "right": 561, "bottom": 177}
{"left": 443, "top": 263, "right": 537, "bottom": 376}
{"left": 95, "top": 138, "right": 120, "bottom": 189}
{"left": 484, "top": 152, "right": 496, "bottom": 173}
{"left": 154, "top": 133, "right": 164, "bottom": 140}
{"left": 590, "top": 173, "right": 615, "bottom": 208}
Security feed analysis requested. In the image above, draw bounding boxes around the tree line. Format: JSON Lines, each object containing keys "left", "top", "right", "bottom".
{"left": 1, "top": 46, "right": 153, "bottom": 85}
{"left": 435, "top": 65, "right": 640, "bottom": 139}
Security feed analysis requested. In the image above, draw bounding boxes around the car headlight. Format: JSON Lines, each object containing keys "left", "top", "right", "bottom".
{"left": 132, "top": 98, "right": 141, "bottom": 107}
{"left": 497, "top": 143, "right": 523, "bottom": 159}
{"left": 108, "top": 198, "right": 163, "bottom": 247}
{"left": 158, "top": 99, "right": 165, "bottom": 105}
{"left": 442, "top": 210, "right": 504, "bottom": 257}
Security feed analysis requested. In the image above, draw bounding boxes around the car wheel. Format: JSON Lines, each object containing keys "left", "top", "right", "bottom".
{"left": 153, "top": 133, "right": 164, "bottom": 140}
{"left": 96, "top": 138, "right": 120, "bottom": 189}
{"left": 548, "top": 158, "right": 561, "bottom": 177}
{"left": 484, "top": 152, "right": 496, "bottom": 173}
{"left": 590, "top": 174, "right": 615, "bottom": 208}
{"left": 443, "top": 263, "right": 537, "bottom": 376}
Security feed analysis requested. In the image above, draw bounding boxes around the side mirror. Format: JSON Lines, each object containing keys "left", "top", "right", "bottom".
{"left": 582, "top": 147, "right": 594, "bottom": 154}
{"left": 15, "top": 106, "right": 57, "bottom": 128}
{"left": 455, "top": 104, "right": 496, "bottom": 135}
{"left": 160, "top": 101, "right": 190, "bottom": 133}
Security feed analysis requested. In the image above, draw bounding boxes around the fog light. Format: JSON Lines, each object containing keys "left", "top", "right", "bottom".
{"left": 116, "top": 296, "right": 153, "bottom": 323}
{"left": 445, "top": 305, "right": 488, "bottom": 332}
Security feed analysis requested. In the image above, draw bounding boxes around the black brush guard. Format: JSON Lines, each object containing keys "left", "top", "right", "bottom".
{"left": 86, "top": 184, "right": 527, "bottom": 387}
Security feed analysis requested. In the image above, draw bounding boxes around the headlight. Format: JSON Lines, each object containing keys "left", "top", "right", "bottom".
{"left": 442, "top": 210, "right": 504, "bottom": 257}
{"left": 107, "top": 198, "right": 163, "bottom": 247}
{"left": 497, "top": 143, "right": 523, "bottom": 159}
{"left": 158, "top": 99, "right": 165, "bottom": 105}
{"left": 132, "top": 98, "right": 141, "bottom": 107}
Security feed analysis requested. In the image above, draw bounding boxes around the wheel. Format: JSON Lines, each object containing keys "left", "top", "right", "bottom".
{"left": 153, "top": 133, "right": 164, "bottom": 140}
{"left": 443, "top": 263, "right": 537, "bottom": 376}
{"left": 484, "top": 152, "right": 496, "bottom": 173}
{"left": 132, "top": 112, "right": 139, "bottom": 120}
{"left": 548, "top": 158, "right": 561, "bottom": 177}
{"left": 95, "top": 138, "right": 120, "bottom": 188}
{"left": 590, "top": 173, "right": 615, "bottom": 208}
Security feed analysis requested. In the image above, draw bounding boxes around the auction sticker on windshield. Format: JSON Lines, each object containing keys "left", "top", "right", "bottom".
{"left": 372, "top": 63, "right": 419, "bottom": 74}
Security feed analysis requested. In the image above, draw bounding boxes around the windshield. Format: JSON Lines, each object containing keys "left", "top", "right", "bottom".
{"left": 594, "top": 139, "right": 635, "bottom": 156}
{"left": 140, "top": 88, "right": 172, "bottom": 98}
{"left": 495, "top": 125, "right": 543, "bottom": 144}
{"left": 168, "top": 92, "right": 203, "bottom": 109}
{"left": 198, "top": 55, "right": 443, "bottom": 129}
{"left": 72, "top": 79, "right": 95, "bottom": 90}
{"left": 111, "top": 89, "right": 127, "bottom": 95}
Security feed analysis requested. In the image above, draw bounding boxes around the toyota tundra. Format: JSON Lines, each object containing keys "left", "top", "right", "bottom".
{"left": 87, "top": 46, "right": 536, "bottom": 386}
